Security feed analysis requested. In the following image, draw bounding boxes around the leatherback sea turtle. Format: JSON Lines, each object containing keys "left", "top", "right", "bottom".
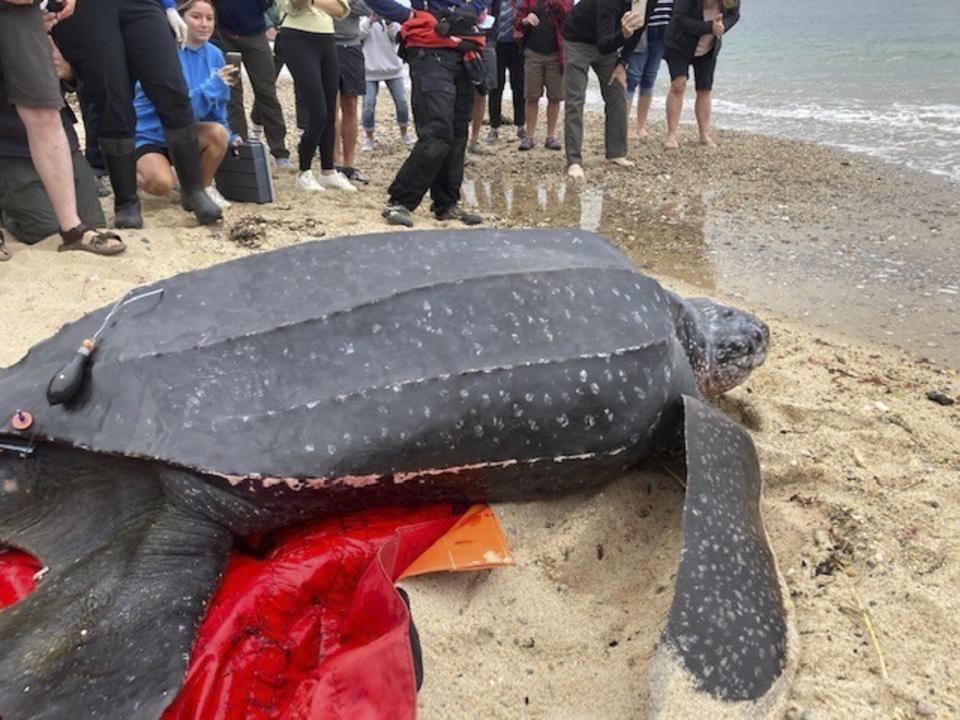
{"left": 0, "top": 229, "right": 793, "bottom": 719}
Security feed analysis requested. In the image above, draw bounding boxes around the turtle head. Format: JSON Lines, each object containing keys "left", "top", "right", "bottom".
{"left": 675, "top": 297, "right": 770, "bottom": 398}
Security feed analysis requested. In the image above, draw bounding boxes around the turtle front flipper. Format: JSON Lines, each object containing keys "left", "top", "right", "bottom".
{"left": 649, "top": 396, "right": 796, "bottom": 718}
{"left": 0, "top": 447, "right": 231, "bottom": 720}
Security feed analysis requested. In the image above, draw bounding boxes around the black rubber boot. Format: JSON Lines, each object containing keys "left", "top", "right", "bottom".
{"left": 165, "top": 124, "right": 222, "bottom": 226}
{"left": 99, "top": 137, "right": 143, "bottom": 229}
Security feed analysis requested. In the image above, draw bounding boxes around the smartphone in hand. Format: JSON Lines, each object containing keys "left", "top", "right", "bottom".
{"left": 226, "top": 51, "right": 242, "bottom": 69}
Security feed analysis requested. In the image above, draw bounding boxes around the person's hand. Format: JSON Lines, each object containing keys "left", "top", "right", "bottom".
{"left": 609, "top": 63, "right": 626, "bottom": 91}
{"left": 265, "top": 27, "right": 278, "bottom": 41}
{"left": 41, "top": 9, "right": 59, "bottom": 31}
{"left": 523, "top": 12, "right": 539, "bottom": 26}
{"left": 49, "top": 37, "right": 73, "bottom": 80}
{"left": 55, "top": 0, "right": 75, "bottom": 22}
{"left": 713, "top": 15, "right": 725, "bottom": 36}
{"left": 232, "top": 136, "right": 244, "bottom": 148}
{"left": 218, "top": 64, "right": 240, "bottom": 86}
{"left": 166, "top": 7, "right": 188, "bottom": 47}
{"left": 620, "top": 10, "right": 644, "bottom": 38}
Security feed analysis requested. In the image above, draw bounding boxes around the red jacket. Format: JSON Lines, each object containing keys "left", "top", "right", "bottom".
{"left": 514, "top": 0, "right": 571, "bottom": 65}
{"left": 400, "top": 9, "right": 487, "bottom": 56}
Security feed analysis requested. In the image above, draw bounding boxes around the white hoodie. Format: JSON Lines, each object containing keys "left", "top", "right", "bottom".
{"left": 358, "top": 16, "right": 405, "bottom": 81}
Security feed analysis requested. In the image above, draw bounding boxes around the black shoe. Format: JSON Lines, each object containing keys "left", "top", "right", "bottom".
{"left": 435, "top": 204, "right": 482, "bottom": 225}
{"left": 340, "top": 166, "right": 369, "bottom": 185}
{"left": 165, "top": 124, "right": 222, "bottom": 226}
{"left": 99, "top": 137, "right": 143, "bottom": 229}
{"left": 382, "top": 204, "right": 414, "bottom": 227}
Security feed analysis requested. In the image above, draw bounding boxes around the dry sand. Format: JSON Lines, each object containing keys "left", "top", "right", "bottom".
{"left": 0, "top": 102, "right": 958, "bottom": 719}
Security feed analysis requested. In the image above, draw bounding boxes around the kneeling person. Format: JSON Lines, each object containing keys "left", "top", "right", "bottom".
{"left": 135, "top": 0, "right": 241, "bottom": 210}
{"left": 0, "top": 100, "right": 109, "bottom": 256}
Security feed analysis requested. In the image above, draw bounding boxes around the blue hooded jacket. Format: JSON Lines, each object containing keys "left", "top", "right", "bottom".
{"left": 134, "top": 42, "right": 238, "bottom": 150}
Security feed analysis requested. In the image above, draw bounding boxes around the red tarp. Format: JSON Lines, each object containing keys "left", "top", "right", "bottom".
{"left": 0, "top": 505, "right": 464, "bottom": 720}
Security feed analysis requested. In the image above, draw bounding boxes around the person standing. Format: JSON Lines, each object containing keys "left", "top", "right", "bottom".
{"left": 625, "top": 0, "right": 672, "bottom": 141}
{"left": 663, "top": 0, "right": 738, "bottom": 148}
{"left": 278, "top": 0, "right": 357, "bottom": 192}
{"left": 332, "top": 0, "right": 372, "bottom": 184}
{"left": 0, "top": 0, "right": 124, "bottom": 255}
{"left": 358, "top": 13, "right": 414, "bottom": 150}
{"left": 486, "top": 0, "right": 525, "bottom": 143}
{"left": 467, "top": 0, "right": 500, "bottom": 156}
{"left": 370, "top": 0, "right": 489, "bottom": 228}
{"left": 52, "top": 0, "right": 224, "bottom": 227}
{"left": 213, "top": 0, "right": 294, "bottom": 170}
{"left": 135, "top": 0, "right": 242, "bottom": 208}
{"left": 515, "top": 0, "right": 569, "bottom": 152}
{"left": 560, "top": 0, "right": 650, "bottom": 179}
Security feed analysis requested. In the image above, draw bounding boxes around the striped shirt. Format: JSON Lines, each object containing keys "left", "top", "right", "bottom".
{"left": 648, "top": 0, "right": 673, "bottom": 27}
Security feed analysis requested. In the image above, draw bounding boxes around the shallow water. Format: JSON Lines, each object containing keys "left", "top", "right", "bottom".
{"left": 463, "top": 177, "right": 960, "bottom": 368}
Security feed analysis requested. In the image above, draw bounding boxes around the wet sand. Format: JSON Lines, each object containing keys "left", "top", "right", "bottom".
{"left": 1, "top": 95, "right": 958, "bottom": 719}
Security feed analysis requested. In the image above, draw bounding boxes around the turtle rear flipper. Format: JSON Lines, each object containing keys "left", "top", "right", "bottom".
{"left": 650, "top": 396, "right": 796, "bottom": 718}
{"left": 0, "top": 448, "right": 231, "bottom": 720}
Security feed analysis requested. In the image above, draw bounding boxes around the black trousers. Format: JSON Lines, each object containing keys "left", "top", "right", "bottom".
{"left": 388, "top": 49, "right": 474, "bottom": 213}
{"left": 489, "top": 41, "right": 524, "bottom": 129}
{"left": 53, "top": 0, "right": 193, "bottom": 140}
{"left": 280, "top": 29, "right": 339, "bottom": 171}
{"left": 213, "top": 30, "right": 289, "bottom": 159}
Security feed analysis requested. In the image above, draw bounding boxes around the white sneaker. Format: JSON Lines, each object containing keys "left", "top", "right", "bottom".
{"left": 317, "top": 170, "right": 357, "bottom": 192}
{"left": 360, "top": 137, "right": 375, "bottom": 152}
{"left": 295, "top": 170, "right": 325, "bottom": 192}
{"left": 274, "top": 157, "right": 296, "bottom": 171}
{"left": 206, "top": 185, "right": 232, "bottom": 209}
{"left": 250, "top": 124, "right": 264, "bottom": 140}
{"left": 401, "top": 132, "right": 416, "bottom": 146}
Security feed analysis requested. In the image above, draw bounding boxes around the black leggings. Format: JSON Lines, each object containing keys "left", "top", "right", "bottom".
{"left": 280, "top": 28, "right": 339, "bottom": 172}
{"left": 52, "top": 0, "right": 193, "bottom": 140}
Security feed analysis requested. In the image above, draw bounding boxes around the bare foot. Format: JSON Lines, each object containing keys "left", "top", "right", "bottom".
{"left": 632, "top": 126, "right": 648, "bottom": 142}
{"left": 567, "top": 163, "right": 585, "bottom": 180}
{"left": 606, "top": 157, "right": 635, "bottom": 168}
{"left": 663, "top": 136, "right": 680, "bottom": 150}
{"left": 699, "top": 136, "right": 717, "bottom": 148}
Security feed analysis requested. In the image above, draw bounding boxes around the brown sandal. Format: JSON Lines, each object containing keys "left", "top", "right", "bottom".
{"left": 57, "top": 223, "right": 126, "bottom": 256}
{"left": 0, "top": 231, "right": 10, "bottom": 262}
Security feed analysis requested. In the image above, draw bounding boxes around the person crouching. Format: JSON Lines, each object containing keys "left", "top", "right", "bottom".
{"left": 134, "top": 0, "right": 242, "bottom": 210}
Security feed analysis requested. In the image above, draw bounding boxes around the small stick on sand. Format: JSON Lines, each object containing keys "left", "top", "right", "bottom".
{"left": 659, "top": 464, "right": 687, "bottom": 490}
{"left": 852, "top": 588, "right": 889, "bottom": 682}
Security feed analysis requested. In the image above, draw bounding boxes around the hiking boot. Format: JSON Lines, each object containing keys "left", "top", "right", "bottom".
{"left": 435, "top": 204, "right": 482, "bottom": 225}
{"left": 518, "top": 136, "right": 536, "bottom": 151}
{"left": 485, "top": 127, "right": 499, "bottom": 144}
{"left": 544, "top": 136, "right": 562, "bottom": 151}
{"left": 383, "top": 204, "right": 414, "bottom": 227}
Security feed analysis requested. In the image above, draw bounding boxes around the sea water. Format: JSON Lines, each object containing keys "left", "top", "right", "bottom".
{"left": 591, "top": 0, "right": 960, "bottom": 182}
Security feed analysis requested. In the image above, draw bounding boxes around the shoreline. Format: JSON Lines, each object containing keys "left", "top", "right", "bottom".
{"left": 1, "top": 105, "right": 958, "bottom": 719}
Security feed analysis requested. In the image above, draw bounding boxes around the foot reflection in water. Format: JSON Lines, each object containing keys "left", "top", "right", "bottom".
{"left": 461, "top": 174, "right": 718, "bottom": 291}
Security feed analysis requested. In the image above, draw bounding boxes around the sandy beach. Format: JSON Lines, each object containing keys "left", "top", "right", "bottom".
{"left": 1, "top": 100, "right": 958, "bottom": 719}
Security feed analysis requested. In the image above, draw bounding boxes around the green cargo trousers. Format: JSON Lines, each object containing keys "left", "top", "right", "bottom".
{"left": 0, "top": 149, "right": 105, "bottom": 245}
{"left": 563, "top": 40, "right": 628, "bottom": 168}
